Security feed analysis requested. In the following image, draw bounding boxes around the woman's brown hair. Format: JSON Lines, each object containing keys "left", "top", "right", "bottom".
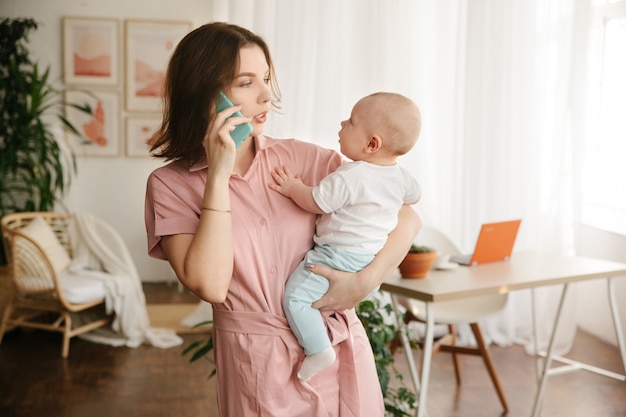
{"left": 150, "top": 22, "right": 281, "bottom": 165}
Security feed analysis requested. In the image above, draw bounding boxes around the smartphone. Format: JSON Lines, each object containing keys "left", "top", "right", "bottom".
{"left": 216, "top": 92, "right": 253, "bottom": 148}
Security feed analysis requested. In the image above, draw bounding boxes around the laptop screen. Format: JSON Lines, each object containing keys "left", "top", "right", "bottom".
{"left": 470, "top": 219, "right": 522, "bottom": 265}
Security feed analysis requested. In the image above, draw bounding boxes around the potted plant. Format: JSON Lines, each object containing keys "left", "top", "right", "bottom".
{"left": 398, "top": 244, "right": 437, "bottom": 278}
{"left": 0, "top": 18, "right": 92, "bottom": 266}
{"left": 356, "top": 297, "right": 416, "bottom": 416}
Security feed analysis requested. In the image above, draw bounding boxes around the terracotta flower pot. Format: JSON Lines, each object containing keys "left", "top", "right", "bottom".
{"left": 398, "top": 251, "right": 438, "bottom": 279}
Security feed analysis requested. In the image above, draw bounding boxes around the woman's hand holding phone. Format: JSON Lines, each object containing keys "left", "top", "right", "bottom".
{"left": 216, "top": 92, "right": 253, "bottom": 148}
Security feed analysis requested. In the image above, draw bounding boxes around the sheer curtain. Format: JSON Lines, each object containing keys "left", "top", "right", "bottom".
{"left": 210, "top": 0, "right": 592, "bottom": 354}
{"left": 459, "top": 0, "right": 591, "bottom": 354}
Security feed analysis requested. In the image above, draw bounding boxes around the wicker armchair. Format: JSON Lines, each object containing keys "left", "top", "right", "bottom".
{"left": 0, "top": 212, "right": 113, "bottom": 358}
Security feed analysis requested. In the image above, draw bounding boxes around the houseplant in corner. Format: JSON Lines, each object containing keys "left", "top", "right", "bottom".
{"left": 0, "top": 18, "right": 92, "bottom": 266}
{"left": 398, "top": 244, "right": 437, "bottom": 278}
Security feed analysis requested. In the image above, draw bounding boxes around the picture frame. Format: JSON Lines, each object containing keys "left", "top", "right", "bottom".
{"left": 62, "top": 17, "right": 119, "bottom": 86}
{"left": 64, "top": 90, "right": 120, "bottom": 157}
{"left": 125, "top": 116, "right": 161, "bottom": 158}
{"left": 125, "top": 19, "right": 192, "bottom": 112}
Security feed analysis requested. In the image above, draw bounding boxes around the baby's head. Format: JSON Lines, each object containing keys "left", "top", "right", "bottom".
{"left": 360, "top": 92, "right": 421, "bottom": 156}
{"left": 339, "top": 92, "right": 421, "bottom": 163}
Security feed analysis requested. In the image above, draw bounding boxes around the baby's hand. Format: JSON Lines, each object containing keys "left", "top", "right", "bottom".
{"left": 268, "top": 165, "right": 303, "bottom": 197}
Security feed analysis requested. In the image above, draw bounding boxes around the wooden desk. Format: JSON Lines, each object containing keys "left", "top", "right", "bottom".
{"left": 381, "top": 252, "right": 626, "bottom": 417}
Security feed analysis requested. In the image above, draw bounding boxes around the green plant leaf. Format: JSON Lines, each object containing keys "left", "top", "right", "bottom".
{"left": 408, "top": 244, "right": 435, "bottom": 253}
{"left": 0, "top": 18, "right": 94, "bottom": 265}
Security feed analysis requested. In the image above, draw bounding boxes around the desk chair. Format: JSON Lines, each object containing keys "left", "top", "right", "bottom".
{"left": 397, "top": 225, "right": 509, "bottom": 412}
{"left": 0, "top": 212, "right": 113, "bottom": 358}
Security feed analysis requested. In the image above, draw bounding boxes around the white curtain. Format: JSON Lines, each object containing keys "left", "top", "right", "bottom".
{"left": 210, "top": 0, "right": 593, "bottom": 354}
{"left": 456, "top": 0, "right": 591, "bottom": 355}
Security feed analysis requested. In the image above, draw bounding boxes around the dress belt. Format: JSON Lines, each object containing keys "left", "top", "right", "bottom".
{"left": 212, "top": 308, "right": 293, "bottom": 336}
{"left": 212, "top": 307, "right": 354, "bottom": 346}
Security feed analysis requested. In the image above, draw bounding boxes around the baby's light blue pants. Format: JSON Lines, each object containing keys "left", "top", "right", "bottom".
{"left": 284, "top": 244, "right": 375, "bottom": 355}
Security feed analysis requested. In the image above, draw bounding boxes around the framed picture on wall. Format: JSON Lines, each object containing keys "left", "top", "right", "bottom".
{"left": 62, "top": 17, "right": 119, "bottom": 86}
{"left": 125, "top": 116, "right": 161, "bottom": 158}
{"left": 64, "top": 90, "right": 120, "bottom": 157}
{"left": 124, "top": 19, "right": 192, "bottom": 112}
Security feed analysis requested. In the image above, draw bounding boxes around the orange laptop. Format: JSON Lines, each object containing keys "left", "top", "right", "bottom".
{"left": 450, "top": 219, "right": 522, "bottom": 266}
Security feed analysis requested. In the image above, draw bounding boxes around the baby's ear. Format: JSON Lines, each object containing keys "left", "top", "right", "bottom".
{"left": 366, "top": 135, "right": 382, "bottom": 153}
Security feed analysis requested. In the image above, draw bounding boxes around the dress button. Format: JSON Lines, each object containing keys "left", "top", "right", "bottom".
{"left": 259, "top": 218, "right": 266, "bottom": 225}
{"left": 270, "top": 267, "right": 277, "bottom": 274}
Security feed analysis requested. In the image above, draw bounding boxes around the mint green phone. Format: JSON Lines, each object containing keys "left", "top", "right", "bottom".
{"left": 216, "top": 92, "right": 253, "bottom": 147}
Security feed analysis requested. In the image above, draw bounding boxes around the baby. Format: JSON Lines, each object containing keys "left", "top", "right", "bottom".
{"left": 269, "top": 92, "right": 422, "bottom": 381}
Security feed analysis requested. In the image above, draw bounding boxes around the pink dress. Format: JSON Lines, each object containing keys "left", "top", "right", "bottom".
{"left": 145, "top": 135, "right": 385, "bottom": 417}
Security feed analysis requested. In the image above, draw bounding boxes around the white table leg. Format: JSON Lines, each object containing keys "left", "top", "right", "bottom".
{"left": 530, "top": 283, "right": 570, "bottom": 417}
{"left": 545, "top": 277, "right": 625, "bottom": 380}
{"left": 390, "top": 295, "right": 421, "bottom": 396}
{"left": 608, "top": 277, "right": 626, "bottom": 377}
{"left": 531, "top": 277, "right": 626, "bottom": 417}
{"left": 416, "top": 302, "right": 435, "bottom": 417}
{"left": 531, "top": 288, "right": 542, "bottom": 380}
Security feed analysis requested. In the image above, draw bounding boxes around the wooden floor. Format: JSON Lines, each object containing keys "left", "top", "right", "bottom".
{"left": 1, "top": 282, "right": 625, "bottom": 417}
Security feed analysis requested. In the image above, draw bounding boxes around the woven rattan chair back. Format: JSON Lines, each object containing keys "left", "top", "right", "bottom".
{"left": 0, "top": 212, "right": 112, "bottom": 358}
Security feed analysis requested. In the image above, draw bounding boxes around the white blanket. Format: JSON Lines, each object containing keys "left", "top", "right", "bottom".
{"left": 68, "top": 212, "right": 182, "bottom": 349}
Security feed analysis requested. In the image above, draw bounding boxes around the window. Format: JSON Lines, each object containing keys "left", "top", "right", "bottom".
{"left": 581, "top": 1, "right": 626, "bottom": 235}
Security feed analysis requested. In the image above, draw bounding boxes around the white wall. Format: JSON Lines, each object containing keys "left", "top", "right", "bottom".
{"left": 2, "top": 0, "right": 212, "bottom": 282}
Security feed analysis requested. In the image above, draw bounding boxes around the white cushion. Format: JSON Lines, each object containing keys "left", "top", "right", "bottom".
{"left": 19, "top": 216, "right": 71, "bottom": 273}
{"left": 58, "top": 272, "right": 106, "bottom": 304}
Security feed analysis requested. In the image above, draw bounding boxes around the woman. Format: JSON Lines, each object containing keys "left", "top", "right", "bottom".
{"left": 145, "top": 22, "right": 420, "bottom": 417}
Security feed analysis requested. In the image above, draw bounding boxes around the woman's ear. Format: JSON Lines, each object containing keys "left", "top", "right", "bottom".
{"left": 366, "top": 135, "right": 383, "bottom": 153}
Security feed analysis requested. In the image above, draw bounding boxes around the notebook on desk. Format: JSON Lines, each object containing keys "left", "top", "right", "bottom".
{"left": 450, "top": 219, "right": 522, "bottom": 266}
